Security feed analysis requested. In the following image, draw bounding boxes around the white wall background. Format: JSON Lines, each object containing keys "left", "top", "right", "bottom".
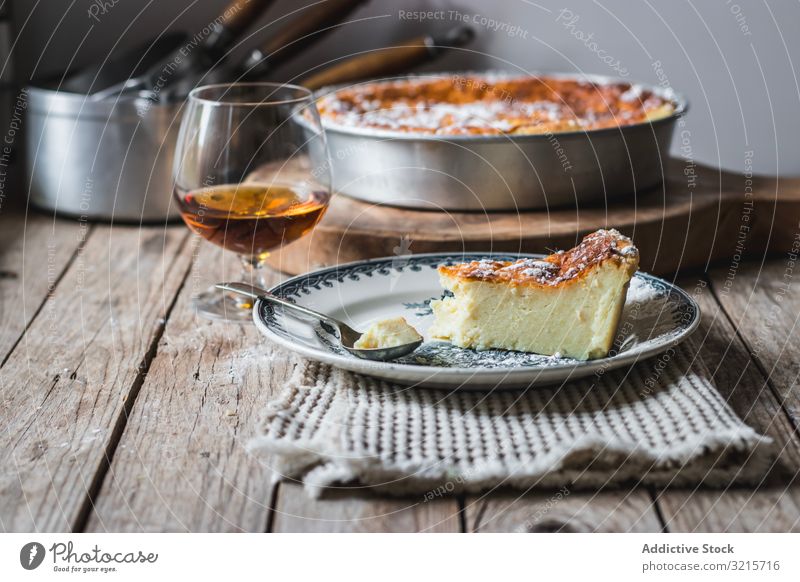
{"left": 12, "top": 0, "right": 800, "bottom": 175}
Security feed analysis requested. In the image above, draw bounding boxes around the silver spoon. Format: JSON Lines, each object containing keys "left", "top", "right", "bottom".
{"left": 216, "top": 282, "right": 423, "bottom": 362}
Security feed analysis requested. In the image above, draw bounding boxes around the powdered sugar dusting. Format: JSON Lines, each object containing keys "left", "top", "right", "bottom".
{"left": 317, "top": 75, "right": 675, "bottom": 137}
{"left": 449, "top": 229, "right": 637, "bottom": 286}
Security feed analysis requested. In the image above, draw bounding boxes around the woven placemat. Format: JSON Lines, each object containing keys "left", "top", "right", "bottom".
{"left": 250, "top": 346, "right": 773, "bottom": 497}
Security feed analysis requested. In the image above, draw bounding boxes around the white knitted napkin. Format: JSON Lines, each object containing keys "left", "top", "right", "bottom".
{"left": 251, "top": 346, "right": 772, "bottom": 497}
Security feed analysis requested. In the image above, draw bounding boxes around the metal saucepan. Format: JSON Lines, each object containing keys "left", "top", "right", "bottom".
{"left": 309, "top": 72, "right": 688, "bottom": 211}
{"left": 26, "top": 87, "right": 182, "bottom": 221}
{"left": 26, "top": 0, "right": 278, "bottom": 221}
{"left": 25, "top": 0, "right": 361, "bottom": 221}
{"left": 26, "top": 28, "right": 470, "bottom": 222}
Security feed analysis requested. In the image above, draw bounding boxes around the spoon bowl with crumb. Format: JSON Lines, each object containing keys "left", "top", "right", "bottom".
{"left": 216, "top": 283, "right": 423, "bottom": 361}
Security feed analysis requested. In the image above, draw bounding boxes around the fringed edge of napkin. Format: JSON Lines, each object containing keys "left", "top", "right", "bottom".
{"left": 249, "top": 367, "right": 775, "bottom": 498}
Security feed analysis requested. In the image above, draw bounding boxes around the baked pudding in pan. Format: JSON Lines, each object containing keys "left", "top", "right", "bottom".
{"left": 306, "top": 73, "right": 685, "bottom": 210}
{"left": 316, "top": 74, "right": 675, "bottom": 137}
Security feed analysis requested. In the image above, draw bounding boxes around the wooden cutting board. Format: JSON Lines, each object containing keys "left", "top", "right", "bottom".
{"left": 267, "top": 159, "right": 800, "bottom": 276}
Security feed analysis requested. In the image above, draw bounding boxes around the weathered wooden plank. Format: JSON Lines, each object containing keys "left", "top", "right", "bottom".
{"left": 680, "top": 272, "right": 800, "bottom": 471}
{"left": 467, "top": 489, "right": 661, "bottom": 532}
{"left": 655, "top": 269, "right": 800, "bottom": 532}
{"left": 88, "top": 237, "right": 460, "bottom": 532}
{"left": 272, "top": 482, "right": 461, "bottom": 532}
{"left": 658, "top": 488, "right": 800, "bottom": 532}
{"left": 86, "top": 242, "right": 288, "bottom": 532}
{"left": 709, "top": 258, "right": 800, "bottom": 429}
{"left": 0, "top": 211, "right": 85, "bottom": 362}
{"left": 0, "top": 226, "right": 190, "bottom": 531}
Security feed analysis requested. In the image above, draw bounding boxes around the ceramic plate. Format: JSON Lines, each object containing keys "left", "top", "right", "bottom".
{"left": 253, "top": 253, "right": 700, "bottom": 389}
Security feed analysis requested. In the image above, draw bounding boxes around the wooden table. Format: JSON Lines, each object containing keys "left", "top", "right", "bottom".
{"left": 1, "top": 200, "right": 799, "bottom": 533}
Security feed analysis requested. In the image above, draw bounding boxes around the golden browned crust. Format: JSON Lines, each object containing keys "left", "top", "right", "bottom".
{"left": 439, "top": 229, "right": 639, "bottom": 287}
{"left": 317, "top": 76, "right": 675, "bottom": 136}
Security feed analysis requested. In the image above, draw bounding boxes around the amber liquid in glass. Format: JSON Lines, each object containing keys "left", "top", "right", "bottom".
{"left": 176, "top": 183, "right": 329, "bottom": 257}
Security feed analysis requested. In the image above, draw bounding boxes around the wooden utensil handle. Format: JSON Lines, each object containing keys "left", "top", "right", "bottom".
{"left": 205, "top": 0, "right": 277, "bottom": 55}
{"left": 301, "top": 26, "right": 474, "bottom": 90}
{"left": 243, "top": 0, "right": 369, "bottom": 78}
{"left": 301, "top": 38, "right": 433, "bottom": 91}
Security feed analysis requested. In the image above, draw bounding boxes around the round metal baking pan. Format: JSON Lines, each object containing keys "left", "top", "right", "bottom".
{"left": 310, "top": 72, "right": 688, "bottom": 212}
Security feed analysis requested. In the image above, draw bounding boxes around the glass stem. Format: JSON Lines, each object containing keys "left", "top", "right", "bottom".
{"left": 237, "top": 254, "right": 269, "bottom": 309}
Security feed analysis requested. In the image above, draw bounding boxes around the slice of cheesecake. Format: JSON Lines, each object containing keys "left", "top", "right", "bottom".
{"left": 428, "top": 229, "right": 639, "bottom": 360}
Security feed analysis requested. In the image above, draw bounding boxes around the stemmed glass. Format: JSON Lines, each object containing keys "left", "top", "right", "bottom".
{"left": 172, "top": 82, "right": 331, "bottom": 321}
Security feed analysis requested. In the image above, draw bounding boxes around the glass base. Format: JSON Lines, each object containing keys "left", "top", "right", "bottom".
{"left": 192, "top": 286, "right": 255, "bottom": 322}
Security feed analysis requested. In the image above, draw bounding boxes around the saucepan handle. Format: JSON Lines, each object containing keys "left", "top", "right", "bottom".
{"left": 242, "top": 0, "right": 370, "bottom": 80}
{"left": 205, "top": 0, "right": 278, "bottom": 56}
{"left": 301, "top": 25, "right": 474, "bottom": 90}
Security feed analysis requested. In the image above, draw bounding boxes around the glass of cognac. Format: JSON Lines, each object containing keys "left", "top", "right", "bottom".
{"left": 173, "top": 82, "right": 331, "bottom": 321}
